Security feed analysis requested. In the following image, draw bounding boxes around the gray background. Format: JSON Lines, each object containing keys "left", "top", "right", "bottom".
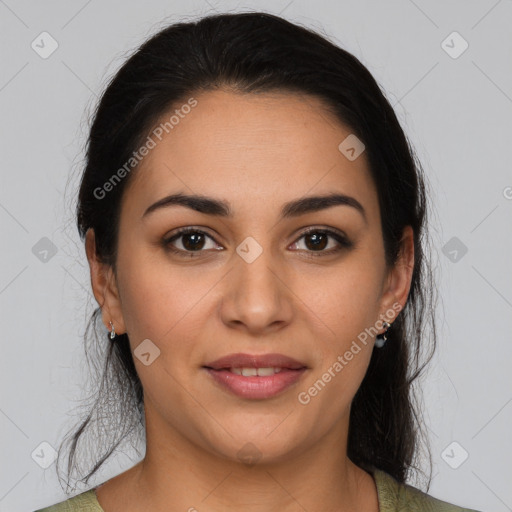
{"left": 1, "top": 1, "right": 511, "bottom": 511}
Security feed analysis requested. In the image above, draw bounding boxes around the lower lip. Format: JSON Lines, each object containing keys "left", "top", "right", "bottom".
{"left": 203, "top": 368, "right": 307, "bottom": 399}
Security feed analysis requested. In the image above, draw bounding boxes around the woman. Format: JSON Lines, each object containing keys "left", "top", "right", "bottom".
{"left": 35, "top": 11, "right": 481, "bottom": 512}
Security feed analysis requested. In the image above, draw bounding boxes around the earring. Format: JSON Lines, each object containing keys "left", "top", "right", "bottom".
{"left": 375, "top": 321, "right": 391, "bottom": 348}
{"left": 109, "top": 320, "right": 116, "bottom": 340}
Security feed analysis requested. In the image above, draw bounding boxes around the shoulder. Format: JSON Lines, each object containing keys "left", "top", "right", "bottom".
{"left": 372, "top": 468, "right": 482, "bottom": 512}
{"left": 33, "top": 490, "right": 103, "bottom": 512}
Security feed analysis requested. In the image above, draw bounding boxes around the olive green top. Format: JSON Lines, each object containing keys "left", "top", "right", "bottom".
{"left": 34, "top": 468, "right": 481, "bottom": 511}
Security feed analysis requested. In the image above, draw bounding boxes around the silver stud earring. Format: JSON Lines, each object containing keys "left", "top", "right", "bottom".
{"left": 375, "top": 321, "right": 391, "bottom": 348}
{"left": 109, "top": 321, "right": 116, "bottom": 340}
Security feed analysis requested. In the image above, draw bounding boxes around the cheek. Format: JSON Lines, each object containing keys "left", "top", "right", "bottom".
{"left": 296, "top": 257, "right": 384, "bottom": 340}
{"left": 293, "top": 253, "right": 383, "bottom": 403}
{"left": 118, "top": 243, "right": 219, "bottom": 371}
{"left": 295, "top": 308, "right": 374, "bottom": 433}
{"left": 116, "top": 240, "right": 202, "bottom": 338}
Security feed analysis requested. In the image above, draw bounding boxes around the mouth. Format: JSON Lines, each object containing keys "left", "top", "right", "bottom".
{"left": 212, "top": 367, "right": 288, "bottom": 376}
{"left": 203, "top": 352, "right": 308, "bottom": 371}
{"left": 202, "top": 353, "right": 308, "bottom": 399}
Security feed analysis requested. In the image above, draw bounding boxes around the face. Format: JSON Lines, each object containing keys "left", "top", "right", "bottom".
{"left": 87, "top": 89, "right": 413, "bottom": 465}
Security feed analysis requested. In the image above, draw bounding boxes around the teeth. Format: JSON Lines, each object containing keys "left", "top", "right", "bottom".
{"left": 230, "top": 367, "right": 283, "bottom": 376}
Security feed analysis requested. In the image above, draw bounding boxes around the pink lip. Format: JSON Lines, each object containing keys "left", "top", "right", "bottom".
{"left": 204, "top": 367, "right": 307, "bottom": 399}
{"left": 202, "top": 352, "right": 308, "bottom": 400}
{"left": 203, "top": 352, "right": 307, "bottom": 370}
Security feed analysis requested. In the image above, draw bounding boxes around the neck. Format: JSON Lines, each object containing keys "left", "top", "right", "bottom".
{"left": 95, "top": 404, "right": 378, "bottom": 512}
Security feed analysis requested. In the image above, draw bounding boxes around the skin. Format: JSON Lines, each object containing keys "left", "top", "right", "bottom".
{"left": 86, "top": 89, "right": 414, "bottom": 512}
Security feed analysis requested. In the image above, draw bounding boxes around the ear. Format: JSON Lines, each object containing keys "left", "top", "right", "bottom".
{"left": 85, "top": 228, "right": 126, "bottom": 335}
{"left": 378, "top": 225, "right": 415, "bottom": 325}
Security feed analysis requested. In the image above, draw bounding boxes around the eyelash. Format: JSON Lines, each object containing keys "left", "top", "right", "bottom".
{"left": 162, "top": 226, "right": 353, "bottom": 258}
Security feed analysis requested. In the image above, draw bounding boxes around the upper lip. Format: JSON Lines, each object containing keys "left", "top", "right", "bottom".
{"left": 203, "top": 353, "right": 307, "bottom": 370}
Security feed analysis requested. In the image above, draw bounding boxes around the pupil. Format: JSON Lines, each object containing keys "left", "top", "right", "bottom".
{"left": 306, "top": 232, "right": 327, "bottom": 251}
{"left": 183, "top": 233, "right": 204, "bottom": 251}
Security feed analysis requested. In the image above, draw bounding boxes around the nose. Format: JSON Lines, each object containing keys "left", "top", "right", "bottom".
{"left": 219, "top": 246, "right": 294, "bottom": 336}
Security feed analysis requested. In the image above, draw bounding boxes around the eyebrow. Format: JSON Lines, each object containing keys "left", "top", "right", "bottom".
{"left": 142, "top": 192, "right": 367, "bottom": 223}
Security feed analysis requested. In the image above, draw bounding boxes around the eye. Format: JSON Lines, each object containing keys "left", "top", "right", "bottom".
{"left": 163, "top": 226, "right": 352, "bottom": 258}
{"left": 289, "top": 227, "right": 353, "bottom": 256}
{"left": 163, "top": 227, "right": 222, "bottom": 256}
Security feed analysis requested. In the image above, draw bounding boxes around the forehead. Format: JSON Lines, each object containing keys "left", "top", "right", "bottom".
{"left": 121, "top": 89, "right": 377, "bottom": 220}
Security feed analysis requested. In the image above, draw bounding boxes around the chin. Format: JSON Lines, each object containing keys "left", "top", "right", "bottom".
{"left": 199, "top": 423, "right": 310, "bottom": 467}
